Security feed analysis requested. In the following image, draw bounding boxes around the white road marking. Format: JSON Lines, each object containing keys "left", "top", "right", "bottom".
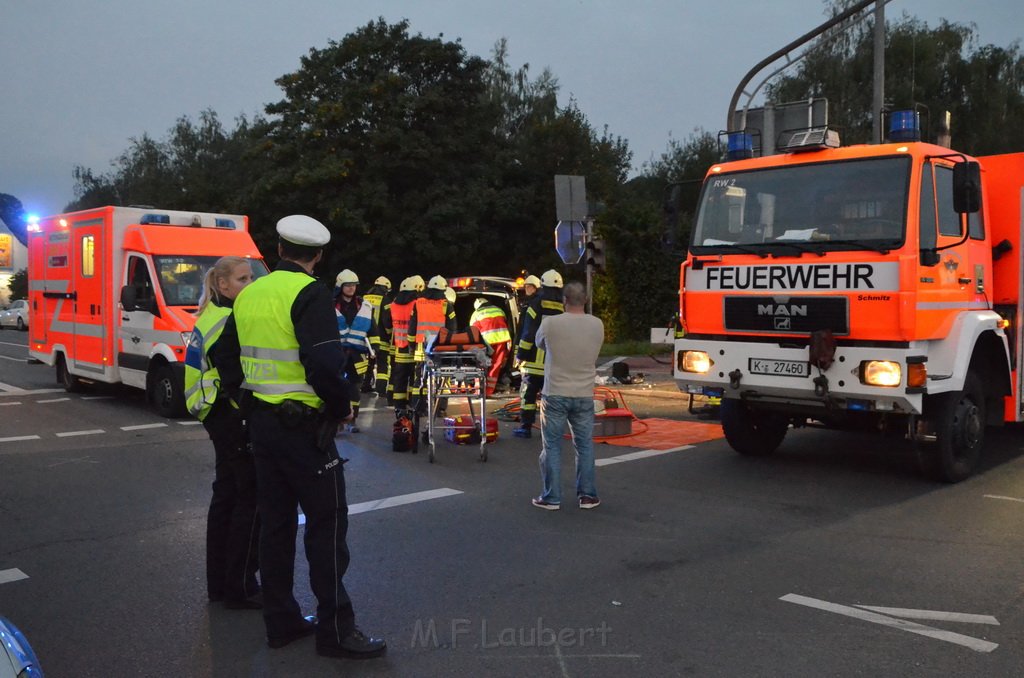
{"left": 780, "top": 594, "right": 999, "bottom": 653}
{"left": 121, "top": 423, "right": 169, "bottom": 431}
{"left": 0, "top": 381, "right": 27, "bottom": 394}
{"left": 0, "top": 568, "right": 29, "bottom": 585}
{"left": 0, "top": 402, "right": 21, "bottom": 406}
{"left": 0, "top": 383, "right": 62, "bottom": 396}
{"left": 81, "top": 396, "right": 114, "bottom": 400}
{"left": 0, "top": 341, "right": 28, "bottom": 348}
{"left": 178, "top": 421, "right": 202, "bottom": 426}
{"left": 56, "top": 429, "right": 105, "bottom": 438}
{"left": 298, "top": 488, "right": 464, "bottom": 525}
{"left": 597, "top": 356, "right": 627, "bottom": 372}
{"left": 0, "top": 354, "right": 24, "bottom": 362}
{"left": 854, "top": 606, "right": 999, "bottom": 625}
{"left": 595, "top": 445, "right": 693, "bottom": 467}
{"left": 37, "top": 397, "right": 71, "bottom": 403}
{"left": 0, "top": 435, "right": 41, "bottom": 443}
{"left": 984, "top": 494, "right": 1024, "bottom": 504}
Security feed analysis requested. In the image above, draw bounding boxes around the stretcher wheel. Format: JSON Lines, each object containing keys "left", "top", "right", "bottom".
{"left": 479, "top": 447, "right": 487, "bottom": 462}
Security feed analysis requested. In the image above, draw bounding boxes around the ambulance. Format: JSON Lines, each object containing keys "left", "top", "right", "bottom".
{"left": 27, "top": 206, "right": 267, "bottom": 416}
{"left": 674, "top": 111, "right": 1024, "bottom": 481}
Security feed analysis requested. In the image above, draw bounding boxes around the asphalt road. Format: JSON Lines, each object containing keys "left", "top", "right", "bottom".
{"left": 3, "top": 331, "right": 1024, "bottom": 677}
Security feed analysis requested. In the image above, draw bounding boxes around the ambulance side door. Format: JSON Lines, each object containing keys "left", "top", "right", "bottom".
{"left": 71, "top": 221, "right": 107, "bottom": 373}
{"left": 118, "top": 254, "right": 158, "bottom": 384}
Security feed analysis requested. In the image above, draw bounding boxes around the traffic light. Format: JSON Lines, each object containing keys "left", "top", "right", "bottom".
{"left": 586, "top": 237, "right": 606, "bottom": 275}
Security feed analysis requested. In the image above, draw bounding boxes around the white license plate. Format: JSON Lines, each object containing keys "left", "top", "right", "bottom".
{"left": 748, "top": 358, "right": 809, "bottom": 378}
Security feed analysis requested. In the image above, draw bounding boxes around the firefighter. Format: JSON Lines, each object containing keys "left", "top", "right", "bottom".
{"left": 362, "top": 276, "right": 391, "bottom": 395}
{"left": 184, "top": 255, "right": 260, "bottom": 610}
{"left": 522, "top": 274, "right": 541, "bottom": 301}
{"left": 216, "top": 215, "right": 385, "bottom": 659}
{"left": 408, "top": 275, "right": 457, "bottom": 415}
{"left": 470, "top": 297, "right": 512, "bottom": 396}
{"left": 334, "top": 269, "right": 374, "bottom": 432}
{"left": 381, "top": 276, "right": 420, "bottom": 411}
{"left": 513, "top": 269, "right": 564, "bottom": 437}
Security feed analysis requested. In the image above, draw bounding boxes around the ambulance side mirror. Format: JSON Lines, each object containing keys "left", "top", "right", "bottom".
{"left": 120, "top": 285, "right": 138, "bottom": 312}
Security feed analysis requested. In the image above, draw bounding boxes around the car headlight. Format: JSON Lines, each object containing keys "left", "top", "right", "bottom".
{"left": 860, "top": 360, "right": 901, "bottom": 387}
{"left": 679, "top": 350, "right": 713, "bottom": 374}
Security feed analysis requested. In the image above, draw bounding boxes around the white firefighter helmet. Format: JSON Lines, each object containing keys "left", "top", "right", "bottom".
{"left": 444, "top": 287, "right": 456, "bottom": 304}
{"left": 336, "top": 269, "right": 359, "bottom": 286}
{"left": 410, "top": 275, "right": 426, "bottom": 291}
{"left": 474, "top": 297, "right": 488, "bottom": 310}
{"left": 541, "top": 269, "right": 563, "bottom": 288}
{"left": 427, "top": 275, "right": 447, "bottom": 290}
{"left": 524, "top": 274, "right": 541, "bottom": 289}
{"left": 374, "top": 275, "right": 391, "bottom": 289}
{"left": 399, "top": 277, "right": 417, "bottom": 292}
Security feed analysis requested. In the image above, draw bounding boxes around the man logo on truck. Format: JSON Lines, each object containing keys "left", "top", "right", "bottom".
{"left": 756, "top": 303, "right": 807, "bottom": 330}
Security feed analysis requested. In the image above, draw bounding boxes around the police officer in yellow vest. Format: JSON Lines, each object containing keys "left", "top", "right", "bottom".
{"left": 217, "top": 215, "right": 386, "bottom": 660}
{"left": 184, "top": 255, "right": 261, "bottom": 610}
{"left": 514, "top": 269, "right": 565, "bottom": 437}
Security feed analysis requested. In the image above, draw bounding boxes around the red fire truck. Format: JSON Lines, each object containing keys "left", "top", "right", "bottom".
{"left": 674, "top": 112, "right": 1023, "bottom": 481}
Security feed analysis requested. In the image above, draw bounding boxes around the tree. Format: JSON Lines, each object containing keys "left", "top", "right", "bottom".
{"left": 7, "top": 268, "right": 28, "bottom": 301}
{"left": 0, "top": 194, "right": 27, "bottom": 245}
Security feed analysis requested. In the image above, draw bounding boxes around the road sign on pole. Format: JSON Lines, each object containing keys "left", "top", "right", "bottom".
{"left": 554, "top": 175, "right": 588, "bottom": 221}
{"left": 554, "top": 220, "right": 586, "bottom": 264}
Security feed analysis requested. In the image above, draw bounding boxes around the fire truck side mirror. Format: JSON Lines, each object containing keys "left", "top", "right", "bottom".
{"left": 952, "top": 161, "right": 981, "bottom": 214}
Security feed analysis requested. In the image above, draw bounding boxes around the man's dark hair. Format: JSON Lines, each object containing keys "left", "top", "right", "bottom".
{"left": 279, "top": 238, "right": 321, "bottom": 263}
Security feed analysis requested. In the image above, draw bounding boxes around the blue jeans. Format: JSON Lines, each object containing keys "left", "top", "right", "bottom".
{"left": 538, "top": 395, "right": 598, "bottom": 504}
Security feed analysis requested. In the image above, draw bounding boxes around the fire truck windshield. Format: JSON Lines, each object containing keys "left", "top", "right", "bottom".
{"left": 154, "top": 255, "right": 270, "bottom": 306}
{"left": 691, "top": 156, "right": 911, "bottom": 254}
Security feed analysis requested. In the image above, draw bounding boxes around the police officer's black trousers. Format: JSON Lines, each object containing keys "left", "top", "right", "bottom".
{"left": 519, "top": 373, "right": 545, "bottom": 426}
{"left": 250, "top": 410, "right": 357, "bottom": 647}
{"left": 203, "top": 401, "right": 260, "bottom": 602}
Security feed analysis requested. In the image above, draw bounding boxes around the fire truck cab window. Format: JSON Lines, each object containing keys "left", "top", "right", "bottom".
{"left": 934, "top": 165, "right": 963, "bottom": 237}
{"left": 692, "top": 157, "right": 910, "bottom": 252}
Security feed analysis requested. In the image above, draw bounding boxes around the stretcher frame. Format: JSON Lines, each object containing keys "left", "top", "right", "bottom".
{"left": 421, "top": 339, "right": 491, "bottom": 463}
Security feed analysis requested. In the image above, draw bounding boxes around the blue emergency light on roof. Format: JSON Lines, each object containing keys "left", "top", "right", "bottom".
{"left": 214, "top": 218, "right": 236, "bottom": 229}
{"left": 726, "top": 132, "right": 754, "bottom": 160}
{"left": 888, "top": 110, "right": 920, "bottom": 142}
{"left": 140, "top": 213, "right": 170, "bottom": 225}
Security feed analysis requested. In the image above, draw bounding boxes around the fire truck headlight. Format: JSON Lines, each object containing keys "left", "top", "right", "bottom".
{"left": 680, "top": 350, "right": 713, "bottom": 374}
{"left": 860, "top": 360, "right": 901, "bottom": 387}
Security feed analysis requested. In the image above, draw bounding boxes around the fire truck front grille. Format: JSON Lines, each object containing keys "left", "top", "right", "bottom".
{"left": 724, "top": 296, "right": 849, "bottom": 335}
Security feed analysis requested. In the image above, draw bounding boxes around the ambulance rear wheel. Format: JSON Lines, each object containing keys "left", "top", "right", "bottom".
{"left": 149, "top": 365, "right": 185, "bottom": 418}
{"left": 721, "top": 399, "right": 788, "bottom": 456}
{"left": 57, "top": 355, "right": 84, "bottom": 393}
{"left": 921, "top": 374, "right": 986, "bottom": 483}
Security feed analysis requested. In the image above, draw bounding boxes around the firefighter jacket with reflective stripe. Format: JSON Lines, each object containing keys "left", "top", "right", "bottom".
{"left": 516, "top": 288, "right": 564, "bottom": 375}
{"left": 409, "top": 291, "right": 457, "bottom": 360}
{"left": 388, "top": 295, "right": 416, "bottom": 355}
{"left": 336, "top": 295, "right": 374, "bottom": 353}
{"left": 363, "top": 285, "right": 388, "bottom": 350}
{"left": 470, "top": 303, "right": 511, "bottom": 346}
{"left": 233, "top": 270, "right": 322, "bottom": 408}
{"left": 184, "top": 301, "right": 232, "bottom": 421}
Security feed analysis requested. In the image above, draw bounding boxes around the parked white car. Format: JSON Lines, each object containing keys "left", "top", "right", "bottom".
{"left": 0, "top": 299, "right": 28, "bottom": 330}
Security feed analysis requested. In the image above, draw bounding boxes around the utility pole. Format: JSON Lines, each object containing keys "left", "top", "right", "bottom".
{"left": 871, "top": 0, "right": 885, "bottom": 143}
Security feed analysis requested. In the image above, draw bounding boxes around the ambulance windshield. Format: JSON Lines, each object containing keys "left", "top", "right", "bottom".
{"left": 154, "top": 255, "right": 270, "bottom": 306}
{"left": 691, "top": 156, "right": 911, "bottom": 254}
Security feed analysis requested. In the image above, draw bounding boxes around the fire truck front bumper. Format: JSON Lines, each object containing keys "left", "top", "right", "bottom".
{"left": 674, "top": 338, "right": 925, "bottom": 416}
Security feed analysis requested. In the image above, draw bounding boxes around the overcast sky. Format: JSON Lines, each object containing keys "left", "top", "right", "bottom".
{"left": 1, "top": 0, "right": 1019, "bottom": 216}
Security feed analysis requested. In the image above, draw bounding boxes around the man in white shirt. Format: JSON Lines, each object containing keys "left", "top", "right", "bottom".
{"left": 531, "top": 281, "right": 605, "bottom": 510}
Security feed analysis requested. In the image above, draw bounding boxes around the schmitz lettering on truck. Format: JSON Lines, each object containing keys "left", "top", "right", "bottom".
{"left": 685, "top": 262, "right": 899, "bottom": 292}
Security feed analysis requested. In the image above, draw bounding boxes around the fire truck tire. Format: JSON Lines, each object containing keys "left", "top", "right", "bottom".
{"left": 57, "top": 355, "right": 84, "bottom": 393}
{"left": 149, "top": 365, "right": 186, "bottom": 418}
{"left": 720, "top": 399, "right": 788, "bottom": 456}
{"left": 922, "top": 373, "right": 986, "bottom": 483}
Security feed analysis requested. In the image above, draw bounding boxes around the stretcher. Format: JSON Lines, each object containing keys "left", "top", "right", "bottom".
{"left": 421, "top": 329, "right": 492, "bottom": 462}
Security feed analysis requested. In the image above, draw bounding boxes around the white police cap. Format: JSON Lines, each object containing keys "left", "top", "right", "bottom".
{"left": 276, "top": 215, "right": 330, "bottom": 247}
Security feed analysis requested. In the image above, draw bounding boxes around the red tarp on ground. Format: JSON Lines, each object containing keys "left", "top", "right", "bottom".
{"left": 596, "top": 418, "right": 724, "bottom": 450}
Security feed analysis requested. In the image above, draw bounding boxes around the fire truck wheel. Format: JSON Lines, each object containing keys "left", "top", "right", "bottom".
{"left": 923, "top": 373, "right": 986, "bottom": 483}
{"left": 149, "top": 365, "right": 186, "bottom": 418}
{"left": 720, "top": 399, "right": 788, "bottom": 456}
{"left": 56, "top": 355, "right": 84, "bottom": 393}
